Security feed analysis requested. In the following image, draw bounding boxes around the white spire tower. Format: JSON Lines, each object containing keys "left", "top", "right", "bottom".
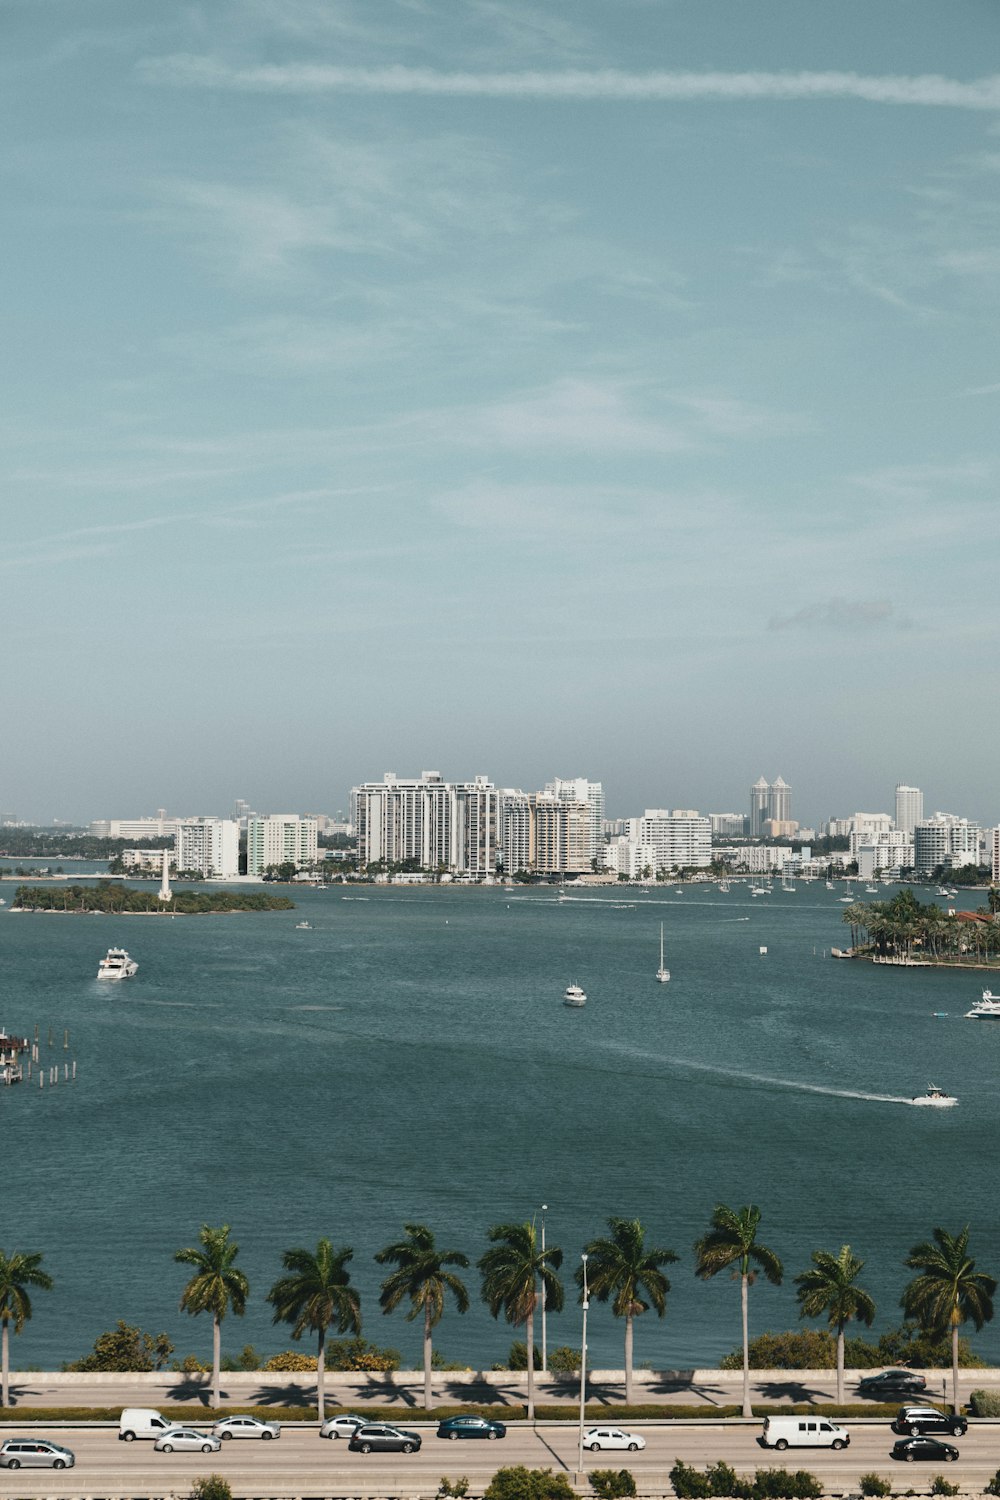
{"left": 158, "top": 848, "right": 172, "bottom": 903}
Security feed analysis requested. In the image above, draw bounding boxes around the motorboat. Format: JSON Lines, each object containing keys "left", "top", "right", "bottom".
{"left": 295, "top": 921, "right": 312, "bottom": 930}
{"left": 655, "top": 923, "right": 670, "bottom": 984}
{"left": 911, "top": 1084, "right": 958, "bottom": 1108}
{"left": 97, "top": 948, "right": 138, "bottom": 980}
{"left": 965, "top": 990, "right": 1000, "bottom": 1020}
{"left": 563, "top": 984, "right": 587, "bottom": 1008}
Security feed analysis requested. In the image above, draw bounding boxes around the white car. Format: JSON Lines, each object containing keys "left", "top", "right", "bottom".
{"left": 212, "top": 1415, "right": 280, "bottom": 1441}
{"left": 154, "top": 1428, "right": 222, "bottom": 1454}
{"left": 584, "top": 1427, "right": 646, "bottom": 1452}
{"left": 320, "top": 1413, "right": 367, "bottom": 1439}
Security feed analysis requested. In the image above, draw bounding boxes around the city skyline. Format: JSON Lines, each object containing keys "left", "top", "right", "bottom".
{"left": 4, "top": 1, "right": 998, "bottom": 820}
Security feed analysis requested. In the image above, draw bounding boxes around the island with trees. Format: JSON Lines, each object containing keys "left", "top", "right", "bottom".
{"left": 841, "top": 887, "right": 1000, "bottom": 967}
{"left": 11, "top": 882, "right": 294, "bottom": 914}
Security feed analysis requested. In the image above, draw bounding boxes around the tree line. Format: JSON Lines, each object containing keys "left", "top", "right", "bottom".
{"left": 12, "top": 882, "right": 294, "bottom": 913}
{"left": 1, "top": 1212, "right": 994, "bottom": 1419}
{"left": 842, "top": 888, "right": 1000, "bottom": 963}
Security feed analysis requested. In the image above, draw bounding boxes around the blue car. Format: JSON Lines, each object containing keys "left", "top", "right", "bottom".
{"left": 437, "top": 1416, "right": 506, "bottom": 1441}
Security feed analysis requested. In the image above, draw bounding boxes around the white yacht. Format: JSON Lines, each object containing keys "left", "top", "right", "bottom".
{"left": 965, "top": 990, "right": 1000, "bottom": 1020}
{"left": 295, "top": 921, "right": 312, "bottom": 930}
{"left": 655, "top": 924, "right": 670, "bottom": 984}
{"left": 911, "top": 1084, "right": 958, "bottom": 1108}
{"left": 563, "top": 983, "right": 587, "bottom": 1008}
{"left": 97, "top": 947, "right": 138, "bottom": 980}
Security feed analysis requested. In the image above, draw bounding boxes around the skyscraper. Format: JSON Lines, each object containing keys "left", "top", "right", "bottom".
{"left": 768, "top": 777, "right": 791, "bottom": 825}
{"left": 750, "top": 777, "right": 770, "bottom": 836}
{"left": 895, "top": 784, "right": 923, "bottom": 835}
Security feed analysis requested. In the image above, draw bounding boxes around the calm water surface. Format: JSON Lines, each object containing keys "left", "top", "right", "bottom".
{"left": 2, "top": 882, "right": 996, "bottom": 1371}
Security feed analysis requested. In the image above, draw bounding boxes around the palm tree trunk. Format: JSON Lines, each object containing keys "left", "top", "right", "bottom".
{"left": 525, "top": 1306, "right": 535, "bottom": 1421}
{"left": 836, "top": 1324, "right": 844, "bottom": 1407}
{"left": 424, "top": 1301, "right": 433, "bottom": 1411}
{"left": 213, "top": 1314, "right": 221, "bottom": 1409}
{"left": 741, "top": 1272, "right": 751, "bottom": 1419}
{"left": 952, "top": 1320, "right": 959, "bottom": 1414}
{"left": 1, "top": 1317, "right": 8, "bottom": 1408}
{"left": 624, "top": 1312, "right": 634, "bottom": 1406}
{"left": 317, "top": 1324, "right": 326, "bottom": 1424}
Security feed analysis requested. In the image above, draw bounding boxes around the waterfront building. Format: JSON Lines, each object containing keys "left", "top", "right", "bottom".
{"left": 993, "top": 826, "right": 1000, "bottom": 885}
{"left": 246, "top": 814, "right": 319, "bottom": 876}
{"left": 533, "top": 795, "right": 592, "bottom": 874}
{"left": 850, "top": 829, "right": 914, "bottom": 871}
{"left": 895, "top": 783, "right": 924, "bottom": 835}
{"left": 735, "top": 844, "right": 792, "bottom": 872}
{"left": 175, "top": 817, "right": 240, "bottom": 879}
{"left": 626, "top": 809, "right": 712, "bottom": 872}
{"left": 543, "top": 778, "right": 604, "bottom": 862}
{"left": 121, "top": 848, "right": 167, "bottom": 873}
{"left": 90, "top": 811, "right": 182, "bottom": 841}
{"left": 600, "top": 835, "right": 658, "bottom": 879}
{"left": 913, "top": 815, "right": 980, "bottom": 875}
{"left": 498, "top": 790, "right": 533, "bottom": 874}
{"left": 353, "top": 772, "right": 497, "bottom": 877}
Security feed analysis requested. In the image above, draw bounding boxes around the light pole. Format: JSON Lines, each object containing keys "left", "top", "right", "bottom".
{"left": 540, "top": 1205, "right": 548, "bottom": 1373}
{"left": 576, "top": 1252, "right": 589, "bottom": 1482}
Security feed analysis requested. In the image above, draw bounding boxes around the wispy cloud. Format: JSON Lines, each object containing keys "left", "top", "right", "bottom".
{"left": 850, "top": 460, "right": 991, "bottom": 502}
{"left": 139, "top": 57, "right": 1000, "bottom": 110}
{"left": 769, "top": 598, "right": 906, "bottom": 632}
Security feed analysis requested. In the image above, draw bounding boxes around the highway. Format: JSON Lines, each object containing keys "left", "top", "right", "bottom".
{"left": 0, "top": 1421, "right": 998, "bottom": 1496}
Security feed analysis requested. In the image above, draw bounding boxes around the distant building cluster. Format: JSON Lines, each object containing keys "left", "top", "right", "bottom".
{"left": 90, "top": 808, "right": 318, "bottom": 879}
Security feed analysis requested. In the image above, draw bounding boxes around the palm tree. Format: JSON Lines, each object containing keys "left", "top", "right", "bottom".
{"left": 479, "top": 1221, "right": 563, "bottom": 1420}
{"left": 579, "top": 1217, "right": 678, "bottom": 1404}
{"left": 0, "top": 1251, "right": 53, "bottom": 1408}
{"left": 693, "top": 1204, "right": 782, "bottom": 1418}
{"left": 175, "top": 1224, "right": 249, "bottom": 1408}
{"left": 376, "top": 1223, "right": 469, "bottom": 1410}
{"left": 267, "top": 1239, "right": 360, "bottom": 1422}
{"left": 795, "top": 1245, "right": 875, "bottom": 1404}
{"left": 902, "top": 1226, "right": 996, "bottom": 1412}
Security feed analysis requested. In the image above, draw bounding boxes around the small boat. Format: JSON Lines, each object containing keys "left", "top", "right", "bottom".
{"left": 563, "top": 983, "right": 587, "bottom": 1008}
{"left": 911, "top": 1084, "right": 958, "bottom": 1108}
{"left": 759, "top": 945, "right": 767, "bottom": 955}
{"left": 655, "top": 924, "right": 670, "bottom": 984}
{"left": 97, "top": 947, "right": 138, "bottom": 980}
{"left": 295, "top": 921, "right": 313, "bottom": 930}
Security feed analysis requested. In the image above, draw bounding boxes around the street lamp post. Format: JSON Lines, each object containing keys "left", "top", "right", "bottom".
{"left": 577, "top": 1252, "right": 589, "bottom": 1482}
{"left": 540, "top": 1205, "right": 548, "bottom": 1373}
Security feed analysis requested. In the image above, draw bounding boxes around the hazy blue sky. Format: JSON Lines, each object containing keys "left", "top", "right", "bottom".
{"left": 4, "top": 1, "right": 999, "bottom": 826}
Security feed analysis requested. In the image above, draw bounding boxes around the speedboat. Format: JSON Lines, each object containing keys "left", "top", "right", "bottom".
{"left": 965, "top": 990, "right": 1000, "bottom": 1020}
{"left": 97, "top": 948, "right": 138, "bottom": 980}
{"left": 295, "top": 921, "right": 312, "bottom": 930}
{"left": 911, "top": 1084, "right": 958, "bottom": 1108}
{"left": 563, "top": 984, "right": 586, "bottom": 1008}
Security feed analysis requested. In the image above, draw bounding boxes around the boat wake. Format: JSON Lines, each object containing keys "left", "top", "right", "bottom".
{"left": 603, "top": 1042, "right": 915, "bottom": 1105}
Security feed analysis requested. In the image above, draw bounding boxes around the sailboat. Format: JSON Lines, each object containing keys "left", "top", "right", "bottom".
{"left": 656, "top": 923, "right": 670, "bottom": 983}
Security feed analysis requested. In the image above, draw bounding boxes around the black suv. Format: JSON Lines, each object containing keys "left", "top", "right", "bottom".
{"left": 348, "top": 1424, "right": 422, "bottom": 1455}
{"left": 893, "top": 1406, "right": 968, "bottom": 1437}
{"left": 859, "top": 1369, "right": 927, "bottom": 1399}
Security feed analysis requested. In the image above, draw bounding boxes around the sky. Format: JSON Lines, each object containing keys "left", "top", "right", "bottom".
{"left": 3, "top": 0, "right": 999, "bottom": 827}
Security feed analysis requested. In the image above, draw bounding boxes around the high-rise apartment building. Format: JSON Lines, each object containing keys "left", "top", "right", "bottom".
{"left": 175, "top": 818, "right": 240, "bottom": 879}
{"left": 750, "top": 777, "right": 792, "bottom": 835}
{"left": 352, "top": 773, "right": 497, "bottom": 877}
{"left": 710, "top": 813, "right": 748, "bottom": 838}
{"left": 533, "top": 795, "right": 592, "bottom": 875}
{"left": 246, "top": 814, "right": 318, "bottom": 876}
{"left": 913, "top": 815, "right": 980, "bottom": 875}
{"left": 626, "top": 810, "right": 712, "bottom": 871}
{"left": 992, "top": 827, "right": 1000, "bottom": 886}
{"left": 895, "top": 784, "right": 924, "bottom": 835}
{"left": 543, "top": 778, "right": 604, "bottom": 863}
{"left": 750, "top": 778, "right": 770, "bottom": 837}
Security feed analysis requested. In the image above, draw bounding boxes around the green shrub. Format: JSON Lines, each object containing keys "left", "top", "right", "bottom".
{"left": 720, "top": 1330, "right": 836, "bottom": 1371}
{"left": 548, "top": 1346, "right": 582, "bottom": 1373}
{"left": 64, "top": 1320, "right": 174, "bottom": 1372}
{"left": 590, "top": 1470, "right": 637, "bottom": 1499}
{"left": 724, "top": 1323, "right": 986, "bottom": 1371}
{"left": 326, "top": 1335, "right": 400, "bottom": 1371}
{"left": 984, "top": 1469, "right": 1000, "bottom": 1496}
{"left": 173, "top": 1354, "right": 210, "bottom": 1374}
{"left": 670, "top": 1462, "right": 821, "bottom": 1500}
{"left": 432, "top": 1350, "right": 472, "bottom": 1371}
{"left": 670, "top": 1460, "right": 712, "bottom": 1498}
{"left": 706, "top": 1463, "right": 752, "bottom": 1499}
{"left": 859, "top": 1476, "right": 892, "bottom": 1497}
{"left": 752, "top": 1470, "right": 823, "bottom": 1500}
{"left": 930, "top": 1479, "right": 959, "bottom": 1496}
{"left": 190, "top": 1476, "right": 233, "bottom": 1500}
{"left": 484, "top": 1467, "right": 576, "bottom": 1500}
{"left": 263, "top": 1350, "right": 317, "bottom": 1371}
{"left": 438, "top": 1478, "right": 470, "bottom": 1497}
{"left": 507, "top": 1341, "right": 542, "bottom": 1370}
{"left": 971, "top": 1388, "right": 1000, "bottom": 1416}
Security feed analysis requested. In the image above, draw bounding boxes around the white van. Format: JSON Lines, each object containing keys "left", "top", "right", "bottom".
{"left": 762, "top": 1416, "right": 849, "bottom": 1451}
{"left": 118, "top": 1409, "right": 178, "bottom": 1442}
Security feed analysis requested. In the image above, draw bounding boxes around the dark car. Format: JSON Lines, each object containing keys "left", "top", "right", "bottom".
{"left": 891, "top": 1436, "right": 959, "bottom": 1464}
{"left": 893, "top": 1406, "right": 968, "bottom": 1438}
{"left": 348, "top": 1424, "right": 422, "bottom": 1455}
{"left": 437, "top": 1416, "right": 506, "bottom": 1441}
{"left": 859, "top": 1369, "right": 928, "bottom": 1398}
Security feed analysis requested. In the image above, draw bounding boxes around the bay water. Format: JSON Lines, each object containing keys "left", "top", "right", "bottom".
{"left": 2, "top": 880, "right": 996, "bottom": 1374}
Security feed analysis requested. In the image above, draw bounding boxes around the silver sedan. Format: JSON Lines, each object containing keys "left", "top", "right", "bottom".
{"left": 212, "top": 1415, "right": 281, "bottom": 1441}
{"left": 320, "top": 1413, "right": 367, "bottom": 1439}
{"left": 154, "top": 1428, "right": 222, "bottom": 1454}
